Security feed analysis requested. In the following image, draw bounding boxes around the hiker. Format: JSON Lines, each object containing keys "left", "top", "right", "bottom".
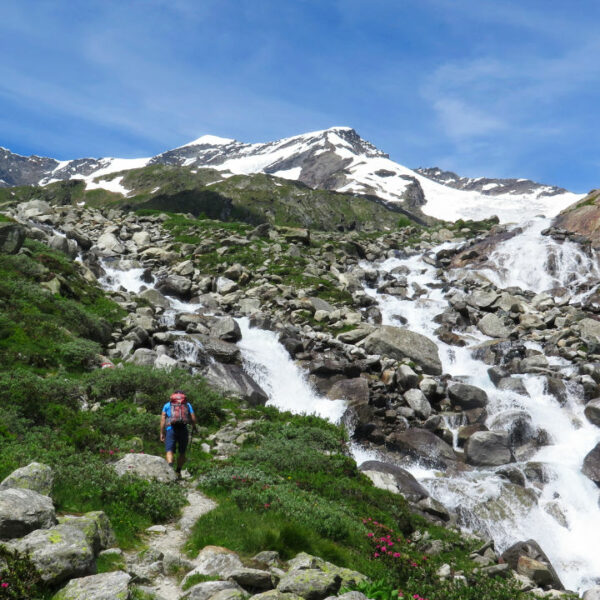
{"left": 160, "top": 391, "right": 197, "bottom": 478}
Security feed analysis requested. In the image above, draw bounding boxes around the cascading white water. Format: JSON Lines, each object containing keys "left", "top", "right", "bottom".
{"left": 366, "top": 226, "right": 600, "bottom": 592}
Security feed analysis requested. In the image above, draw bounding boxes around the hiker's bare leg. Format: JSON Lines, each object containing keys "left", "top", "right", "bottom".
{"left": 166, "top": 451, "right": 174, "bottom": 466}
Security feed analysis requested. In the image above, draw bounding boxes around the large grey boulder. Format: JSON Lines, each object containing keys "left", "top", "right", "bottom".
{"left": 277, "top": 569, "right": 341, "bottom": 600}
{"left": 17, "top": 199, "right": 52, "bottom": 219}
{"left": 96, "top": 232, "right": 125, "bottom": 256}
{"left": 584, "top": 399, "right": 600, "bottom": 427}
{"left": 582, "top": 442, "right": 600, "bottom": 486}
{"left": 211, "top": 317, "right": 242, "bottom": 343}
{"left": 326, "top": 378, "right": 369, "bottom": 405}
{"left": 0, "top": 462, "right": 54, "bottom": 496}
{"left": 0, "top": 222, "right": 25, "bottom": 254}
{"left": 386, "top": 428, "right": 457, "bottom": 467}
{"left": 181, "top": 546, "right": 243, "bottom": 588}
{"left": 157, "top": 274, "right": 192, "bottom": 299}
{"left": 576, "top": 318, "right": 600, "bottom": 346}
{"left": 204, "top": 363, "right": 268, "bottom": 406}
{"left": 52, "top": 571, "right": 131, "bottom": 600}
{"left": 359, "top": 461, "right": 429, "bottom": 502}
{"left": 465, "top": 431, "right": 512, "bottom": 466}
{"left": 583, "top": 587, "right": 600, "bottom": 600}
{"left": 138, "top": 288, "right": 171, "bottom": 310}
{"left": 228, "top": 567, "right": 274, "bottom": 590}
{"left": 501, "top": 539, "right": 563, "bottom": 590}
{"left": 404, "top": 388, "right": 431, "bottom": 419}
{"left": 362, "top": 325, "right": 442, "bottom": 375}
{"left": 477, "top": 313, "right": 511, "bottom": 338}
{"left": 0, "top": 488, "right": 56, "bottom": 539}
{"left": 7, "top": 523, "right": 95, "bottom": 585}
{"left": 447, "top": 383, "right": 488, "bottom": 409}
{"left": 58, "top": 511, "right": 116, "bottom": 554}
{"left": 113, "top": 453, "right": 176, "bottom": 483}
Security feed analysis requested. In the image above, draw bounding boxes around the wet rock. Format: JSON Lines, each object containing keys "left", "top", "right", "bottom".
{"left": 447, "top": 383, "right": 488, "bottom": 409}
{"left": 501, "top": 539, "right": 563, "bottom": 590}
{"left": 488, "top": 410, "right": 535, "bottom": 447}
{"left": 477, "top": 313, "right": 511, "bottom": 338}
{"left": 52, "top": 571, "right": 131, "bottom": 600}
{"left": 138, "top": 288, "right": 171, "bottom": 310}
{"left": 496, "top": 466, "right": 526, "bottom": 487}
{"left": 584, "top": 398, "right": 600, "bottom": 427}
{"left": 519, "top": 354, "right": 549, "bottom": 373}
{"left": 113, "top": 453, "right": 176, "bottom": 483}
{"left": 583, "top": 587, "right": 600, "bottom": 600}
{"left": 358, "top": 461, "right": 429, "bottom": 502}
{"left": 0, "top": 462, "right": 54, "bottom": 496}
{"left": 204, "top": 363, "right": 268, "bottom": 406}
{"left": 156, "top": 274, "right": 192, "bottom": 299}
{"left": 196, "top": 336, "right": 241, "bottom": 364}
{"left": 362, "top": 325, "right": 442, "bottom": 375}
{"left": 386, "top": 428, "right": 457, "bottom": 468}
{"left": 327, "top": 378, "right": 369, "bottom": 405}
{"left": 545, "top": 377, "right": 568, "bottom": 405}
{"left": 417, "top": 496, "right": 451, "bottom": 522}
{"left": 467, "top": 290, "right": 499, "bottom": 309}
{"left": 582, "top": 442, "right": 600, "bottom": 486}
{"left": 464, "top": 431, "right": 512, "bottom": 466}
{"left": 457, "top": 423, "right": 488, "bottom": 447}
{"left": 212, "top": 317, "right": 242, "bottom": 343}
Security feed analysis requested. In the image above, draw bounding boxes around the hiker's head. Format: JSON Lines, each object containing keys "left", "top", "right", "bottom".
{"left": 170, "top": 391, "right": 187, "bottom": 403}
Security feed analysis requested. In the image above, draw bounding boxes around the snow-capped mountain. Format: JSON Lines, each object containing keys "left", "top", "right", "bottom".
{"left": 0, "top": 128, "right": 582, "bottom": 223}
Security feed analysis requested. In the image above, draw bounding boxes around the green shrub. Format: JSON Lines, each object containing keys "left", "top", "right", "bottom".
{"left": 0, "top": 547, "right": 45, "bottom": 600}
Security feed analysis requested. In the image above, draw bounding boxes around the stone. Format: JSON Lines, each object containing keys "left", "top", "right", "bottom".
{"left": 113, "top": 453, "right": 176, "bottom": 483}
{"left": 128, "top": 348, "right": 157, "bottom": 366}
{"left": 277, "top": 569, "right": 341, "bottom": 600}
{"left": 156, "top": 274, "right": 192, "bottom": 299}
{"left": 517, "top": 556, "right": 555, "bottom": 588}
{"left": 386, "top": 428, "right": 457, "bottom": 468}
{"left": 326, "top": 378, "right": 369, "bottom": 405}
{"left": 396, "top": 364, "right": 419, "bottom": 390}
{"left": 132, "top": 230, "right": 151, "bottom": 248}
{"left": 583, "top": 587, "right": 600, "bottom": 600}
{"left": 57, "top": 511, "right": 116, "bottom": 554}
{"left": 216, "top": 277, "right": 239, "bottom": 295}
{"left": 0, "top": 462, "right": 54, "bottom": 496}
{"left": 582, "top": 442, "right": 600, "bottom": 486}
{"left": 362, "top": 325, "right": 442, "bottom": 375}
{"left": 464, "top": 431, "right": 512, "bottom": 466}
{"left": 501, "top": 540, "right": 563, "bottom": 590}
{"left": 181, "top": 580, "right": 245, "bottom": 600}
{"left": 7, "top": 523, "right": 95, "bottom": 585}
{"left": 359, "top": 461, "right": 429, "bottom": 502}
{"left": 417, "top": 496, "right": 451, "bottom": 521}
{"left": 584, "top": 399, "right": 600, "bottom": 427}
{"left": 252, "top": 551, "right": 280, "bottom": 566}
{"left": 96, "top": 232, "right": 125, "bottom": 255}
{"left": 181, "top": 546, "right": 243, "bottom": 587}
{"left": 0, "top": 222, "right": 25, "bottom": 254}
{"left": 204, "top": 363, "right": 268, "bottom": 406}
{"left": 403, "top": 389, "right": 432, "bottom": 419}
{"left": 228, "top": 567, "right": 274, "bottom": 590}
{"left": 52, "top": 571, "right": 131, "bottom": 600}
{"left": 576, "top": 318, "right": 600, "bottom": 346}
{"left": 496, "top": 377, "right": 529, "bottom": 396}
{"left": 251, "top": 592, "right": 303, "bottom": 600}
{"left": 196, "top": 336, "right": 241, "bottom": 364}
{"left": 0, "top": 488, "right": 56, "bottom": 539}
{"left": 211, "top": 317, "right": 242, "bottom": 343}
{"left": 467, "top": 290, "right": 499, "bottom": 309}
{"left": 138, "top": 288, "right": 171, "bottom": 309}
{"left": 447, "top": 383, "right": 488, "bottom": 409}
{"left": 477, "top": 313, "right": 511, "bottom": 338}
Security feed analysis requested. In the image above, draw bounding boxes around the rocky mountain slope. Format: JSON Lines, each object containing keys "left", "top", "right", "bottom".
{"left": 0, "top": 127, "right": 582, "bottom": 223}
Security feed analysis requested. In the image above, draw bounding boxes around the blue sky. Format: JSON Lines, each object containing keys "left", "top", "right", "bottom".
{"left": 1, "top": 0, "right": 599, "bottom": 192}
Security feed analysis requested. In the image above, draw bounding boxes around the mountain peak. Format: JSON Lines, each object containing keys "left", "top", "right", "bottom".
{"left": 178, "top": 134, "right": 237, "bottom": 149}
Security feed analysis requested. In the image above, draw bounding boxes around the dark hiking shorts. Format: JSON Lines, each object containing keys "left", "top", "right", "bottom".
{"left": 165, "top": 426, "right": 188, "bottom": 453}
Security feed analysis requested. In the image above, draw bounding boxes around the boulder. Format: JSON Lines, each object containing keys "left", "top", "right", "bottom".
{"left": 251, "top": 593, "right": 303, "bottom": 600}
{"left": 181, "top": 546, "right": 243, "bottom": 587}
{"left": 57, "top": 511, "right": 116, "bottom": 554}
{"left": 467, "top": 290, "right": 499, "bottom": 309}
{"left": 386, "top": 428, "right": 457, "bottom": 468}
{"left": 216, "top": 277, "right": 239, "bottom": 295}
{"left": 52, "top": 571, "right": 131, "bottom": 600}
{"left": 583, "top": 587, "right": 600, "bottom": 600}
{"left": 0, "top": 462, "right": 54, "bottom": 496}
{"left": 156, "top": 274, "right": 192, "bottom": 299}
{"left": 359, "top": 461, "right": 429, "bottom": 502}
{"left": 181, "top": 580, "right": 245, "bottom": 600}
{"left": 128, "top": 348, "right": 157, "bottom": 367}
{"left": 582, "top": 442, "right": 600, "bottom": 486}
{"left": 277, "top": 569, "right": 341, "bottom": 600}
{"left": 403, "top": 389, "right": 432, "bottom": 420}
{"left": 138, "top": 288, "right": 171, "bottom": 310}
{"left": 113, "top": 453, "right": 176, "bottom": 483}
{"left": 447, "top": 383, "right": 488, "bottom": 409}
{"left": 96, "top": 232, "right": 125, "bottom": 255}
{"left": 0, "top": 488, "right": 56, "bottom": 539}
{"left": 362, "top": 326, "right": 442, "bottom": 375}
{"left": 326, "top": 378, "right": 369, "bottom": 405}
{"left": 464, "top": 431, "right": 512, "bottom": 466}
{"left": 211, "top": 317, "right": 242, "bottom": 343}
{"left": 204, "top": 363, "right": 268, "bottom": 406}
{"left": 576, "top": 318, "right": 600, "bottom": 346}
{"left": 228, "top": 567, "right": 274, "bottom": 590}
{"left": 0, "top": 222, "right": 25, "bottom": 254}
{"left": 501, "top": 539, "right": 563, "bottom": 590}
{"left": 132, "top": 230, "right": 152, "bottom": 248}
{"left": 584, "top": 399, "right": 600, "bottom": 427}
{"left": 7, "top": 523, "right": 95, "bottom": 585}
{"left": 196, "top": 335, "right": 241, "bottom": 364}
{"left": 477, "top": 313, "right": 511, "bottom": 338}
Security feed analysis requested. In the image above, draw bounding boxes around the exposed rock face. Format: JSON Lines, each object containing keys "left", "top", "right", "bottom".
{"left": 582, "top": 442, "right": 600, "bottom": 486}
{"left": 501, "top": 539, "right": 563, "bottom": 590}
{"left": 0, "top": 488, "right": 56, "bottom": 539}
{"left": 362, "top": 325, "right": 442, "bottom": 375}
{"left": 447, "top": 383, "right": 488, "bottom": 409}
{"left": 552, "top": 190, "right": 600, "bottom": 248}
{"left": 386, "top": 428, "right": 457, "bottom": 467}
{"left": 277, "top": 569, "right": 341, "bottom": 600}
{"left": 0, "top": 462, "right": 54, "bottom": 496}
{"left": 181, "top": 546, "right": 244, "bottom": 588}
{"left": 204, "top": 362, "right": 268, "bottom": 405}
{"left": 57, "top": 511, "right": 116, "bottom": 555}
{"left": 464, "top": 432, "right": 512, "bottom": 466}
{"left": 181, "top": 580, "right": 245, "bottom": 600}
{"left": 359, "top": 461, "right": 429, "bottom": 502}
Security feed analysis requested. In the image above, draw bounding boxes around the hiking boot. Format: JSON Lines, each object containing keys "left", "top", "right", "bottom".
{"left": 175, "top": 469, "right": 182, "bottom": 480}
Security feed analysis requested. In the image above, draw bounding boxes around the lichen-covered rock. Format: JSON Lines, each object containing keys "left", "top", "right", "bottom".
{"left": 52, "top": 570, "right": 130, "bottom": 599}
{"left": 0, "top": 222, "right": 25, "bottom": 254}
{"left": 228, "top": 567, "right": 274, "bottom": 590}
{"left": 181, "top": 546, "right": 243, "bottom": 588}
{"left": 0, "top": 488, "right": 56, "bottom": 539}
{"left": 181, "top": 580, "right": 244, "bottom": 600}
{"left": 250, "top": 592, "right": 303, "bottom": 600}
{"left": 0, "top": 462, "right": 54, "bottom": 496}
{"left": 7, "top": 523, "right": 95, "bottom": 585}
{"left": 113, "top": 453, "right": 176, "bottom": 483}
{"left": 277, "top": 569, "right": 341, "bottom": 600}
{"left": 58, "top": 511, "right": 116, "bottom": 554}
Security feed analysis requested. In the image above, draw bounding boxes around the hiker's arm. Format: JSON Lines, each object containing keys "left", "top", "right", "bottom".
{"left": 191, "top": 411, "right": 197, "bottom": 430}
{"left": 160, "top": 412, "right": 166, "bottom": 441}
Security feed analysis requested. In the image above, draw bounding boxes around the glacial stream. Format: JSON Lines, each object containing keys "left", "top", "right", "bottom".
{"left": 96, "top": 216, "right": 600, "bottom": 592}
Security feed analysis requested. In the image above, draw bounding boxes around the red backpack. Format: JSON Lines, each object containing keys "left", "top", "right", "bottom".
{"left": 169, "top": 392, "right": 190, "bottom": 427}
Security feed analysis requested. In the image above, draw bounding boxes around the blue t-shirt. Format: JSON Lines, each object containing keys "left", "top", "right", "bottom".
{"left": 162, "top": 402, "right": 194, "bottom": 430}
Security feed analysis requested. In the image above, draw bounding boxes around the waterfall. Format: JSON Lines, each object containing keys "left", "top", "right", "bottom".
{"left": 365, "top": 220, "right": 600, "bottom": 592}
